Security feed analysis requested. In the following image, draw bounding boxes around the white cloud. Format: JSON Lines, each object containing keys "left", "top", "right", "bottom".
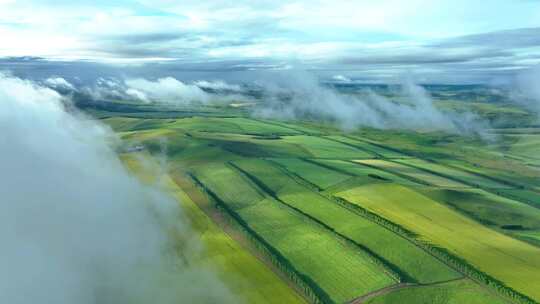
{"left": 45, "top": 77, "right": 75, "bottom": 90}
{"left": 253, "top": 70, "right": 491, "bottom": 136}
{"left": 331, "top": 75, "right": 351, "bottom": 83}
{"left": 125, "top": 77, "right": 210, "bottom": 103}
{"left": 0, "top": 73, "right": 235, "bottom": 303}
{"left": 194, "top": 80, "right": 242, "bottom": 91}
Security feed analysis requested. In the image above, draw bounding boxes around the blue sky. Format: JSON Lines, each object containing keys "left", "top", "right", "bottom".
{"left": 1, "top": 0, "right": 540, "bottom": 83}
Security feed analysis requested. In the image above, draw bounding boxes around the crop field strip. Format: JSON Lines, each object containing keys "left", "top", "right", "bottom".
{"left": 231, "top": 159, "right": 462, "bottom": 285}
{"left": 281, "top": 135, "right": 376, "bottom": 159}
{"left": 337, "top": 183, "right": 540, "bottom": 303}
{"left": 269, "top": 158, "right": 353, "bottom": 190}
{"left": 393, "top": 158, "right": 515, "bottom": 189}
{"left": 239, "top": 158, "right": 529, "bottom": 304}
{"left": 268, "top": 147, "right": 540, "bottom": 249}
{"left": 191, "top": 162, "right": 396, "bottom": 303}
{"left": 120, "top": 153, "right": 307, "bottom": 304}
{"left": 329, "top": 134, "right": 540, "bottom": 211}
{"left": 353, "top": 159, "right": 470, "bottom": 188}
{"left": 323, "top": 135, "right": 411, "bottom": 159}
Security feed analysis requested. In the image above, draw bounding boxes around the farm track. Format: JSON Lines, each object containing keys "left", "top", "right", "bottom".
{"left": 348, "top": 278, "right": 467, "bottom": 304}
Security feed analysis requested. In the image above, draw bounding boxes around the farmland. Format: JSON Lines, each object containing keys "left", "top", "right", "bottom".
{"left": 92, "top": 99, "right": 540, "bottom": 304}
{"left": 337, "top": 183, "right": 540, "bottom": 302}
{"left": 120, "top": 152, "right": 306, "bottom": 304}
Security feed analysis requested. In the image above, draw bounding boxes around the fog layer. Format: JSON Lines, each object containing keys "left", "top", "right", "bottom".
{"left": 0, "top": 73, "right": 235, "bottom": 304}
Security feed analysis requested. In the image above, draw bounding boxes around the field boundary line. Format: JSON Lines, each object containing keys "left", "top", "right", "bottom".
{"left": 187, "top": 172, "right": 334, "bottom": 304}
{"left": 228, "top": 161, "right": 404, "bottom": 284}
{"left": 330, "top": 194, "right": 534, "bottom": 304}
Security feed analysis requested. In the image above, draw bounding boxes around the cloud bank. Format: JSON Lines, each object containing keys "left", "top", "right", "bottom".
{"left": 44, "top": 76, "right": 247, "bottom": 105}
{"left": 253, "top": 71, "right": 490, "bottom": 136}
{"left": 0, "top": 73, "right": 235, "bottom": 304}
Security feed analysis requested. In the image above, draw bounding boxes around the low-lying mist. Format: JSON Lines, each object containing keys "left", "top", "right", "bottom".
{"left": 40, "top": 71, "right": 495, "bottom": 137}
{"left": 0, "top": 73, "right": 235, "bottom": 304}
{"left": 252, "top": 71, "right": 491, "bottom": 137}
{"left": 45, "top": 76, "right": 246, "bottom": 105}
{"left": 515, "top": 66, "right": 540, "bottom": 116}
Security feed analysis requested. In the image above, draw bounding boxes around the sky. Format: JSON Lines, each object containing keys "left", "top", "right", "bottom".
{"left": 1, "top": 0, "right": 540, "bottom": 83}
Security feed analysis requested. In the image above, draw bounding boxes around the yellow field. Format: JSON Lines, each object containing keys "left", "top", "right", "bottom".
{"left": 337, "top": 183, "right": 540, "bottom": 302}
{"left": 122, "top": 153, "right": 306, "bottom": 304}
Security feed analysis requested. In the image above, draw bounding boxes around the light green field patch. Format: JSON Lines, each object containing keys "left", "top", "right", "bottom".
{"left": 282, "top": 135, "right": 374, "bottom": 158}
{"left": 238, "top": 199, "right": 395, "bottom": 303}
{"left": 314, "top": 159, "right": 420, "bottom": 189}
{"left": 223, "top": 117, "right": 301, "bottom": 135}
{"left": 270, "top": 158, "right": 352, "bottom": 189}
{"left": 507, "top": 134, "right": 540, "bottom": 160}
{"left": 169, "top": 117, "right": 301, "bottom": 135}
{"left": 338, "top": 183, "right": 540, "bottom": 302}
{"left": 192, "top": 163, "right": 265, "bottom": 210}
{"left": 170, "top": 117, "right": 245, "bottom": 133}
{"left": 354, "top": 159, "right": 468, "bottom": 188}
{"left": 326, "top": 135, "right": 409, "bottom": 158}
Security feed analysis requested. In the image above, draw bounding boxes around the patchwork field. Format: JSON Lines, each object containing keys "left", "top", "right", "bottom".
{"left": 121, "top": 153, "right": 306, "bottom": 304}
{"left": 97, "top": 106, "right": 540, "bottom": 304}
{"left": 337, "top": 183, "right": 540, "bottom": 302}
{"left": 193, "top": 162, "right": 396, "bottom": 303}
{"left": 233, "top": 159, "right": 461, "bottom": 285}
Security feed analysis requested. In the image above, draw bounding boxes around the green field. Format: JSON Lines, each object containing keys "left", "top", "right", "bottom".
{"left": 365, "top": 279, "right": 506, "bottom": 304}
{"left": 233, "top": 159, "right": 461, "bottom": 284}
{"left": 270, "top": 158, "right": 352, "bottom": 189}
{"left": 338, "top": 183, "right": 540, "bottom": 302}
{"left": 325, "top": 135, "right": 410, "bottom": 159}
{"left": 121, "top": 153, "right": 306, "bottom": 304}
{"left": 282, "top": 135, "right": 374, "bottom": 158}
{"left": 94, "top": 102, "right": 540, "bottom": 304}
{"left": 393, "top": 158, "right": 511, "bottom": 189}
{"left": 417, "top": 187, "right": 540, "bottom": 232}
{"left": 354, "top": 159, "right": 469, "bottom": 188}
{"left": 193, "top": 162, "right": 396, "bottom": 303}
